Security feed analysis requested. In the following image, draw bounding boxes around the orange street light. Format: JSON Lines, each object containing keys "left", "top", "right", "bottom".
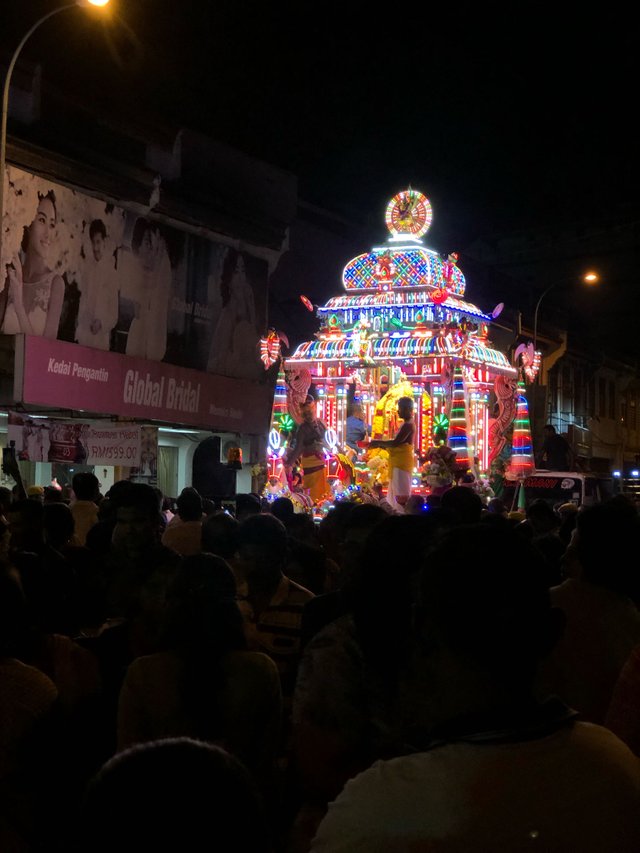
{"left": 1, "top": 1, "right": 111, "bottom": 274}
{"left": 533, "top": 271, "right": 600, "bottom": 351}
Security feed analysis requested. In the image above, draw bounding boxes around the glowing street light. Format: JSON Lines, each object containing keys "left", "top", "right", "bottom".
{"left": 0, "top": 0, "right": 111, "bottom": 273}
{"left": 531, "top": 270, "right": 600, "bottom": 442}
{"left": 533, "top": 271, "right": 600, "bottom": 351}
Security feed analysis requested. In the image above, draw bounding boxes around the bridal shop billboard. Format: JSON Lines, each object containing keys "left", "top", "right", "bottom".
{"left": 12, "top": 336, "right": 274, "bottom": 435}
{"left": 0, "top": 165, "right": 268, "bottom": 380}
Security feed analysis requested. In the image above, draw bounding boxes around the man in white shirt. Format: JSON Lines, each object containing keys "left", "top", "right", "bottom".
{"left": 311, "top": 524, "right": 640, "bottom": 852}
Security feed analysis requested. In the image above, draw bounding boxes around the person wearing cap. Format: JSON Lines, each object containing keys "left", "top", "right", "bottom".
{"left": 27, "top": 485, "right": 45, "bottom": 503}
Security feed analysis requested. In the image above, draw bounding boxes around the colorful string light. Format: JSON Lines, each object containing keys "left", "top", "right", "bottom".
{"left": 448, "top": 366, "right": 470, "bottom": 469}
{"left": 509, "top": 381, "right": 535, "bottom": 477}
{"left": 342, "top": 248, "right": 466, "bottom": 296}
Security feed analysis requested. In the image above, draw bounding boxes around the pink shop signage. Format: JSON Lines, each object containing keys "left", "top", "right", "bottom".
{"left": 16, "top": 335, "right": 273, "bottom": 433}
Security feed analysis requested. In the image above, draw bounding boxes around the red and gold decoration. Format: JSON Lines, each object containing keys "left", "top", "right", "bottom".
{"left": 260, "top": 330, "right": 281, "bottom": 369}
{"left": 385, "top": 188, "right": 433, "bottom": 239}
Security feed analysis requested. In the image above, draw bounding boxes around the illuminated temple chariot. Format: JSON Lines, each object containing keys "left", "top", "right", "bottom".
{"left": 262, "top": 189, "right": 538, "bottom": 510}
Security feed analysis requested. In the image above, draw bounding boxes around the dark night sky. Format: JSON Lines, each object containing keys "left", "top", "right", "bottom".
{"left": 2, "top": 2, "right": 638, "bottom": 256}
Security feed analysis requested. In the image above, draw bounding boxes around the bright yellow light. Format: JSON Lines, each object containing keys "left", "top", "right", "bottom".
{"left": 583, "top": 271, "right": 599, "bottom": 285}
{"left": 76, "top": 0, "right": 110, "bottom": 7}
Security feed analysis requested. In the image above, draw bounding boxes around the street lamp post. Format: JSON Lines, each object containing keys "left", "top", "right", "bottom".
{"left": 532, "top": 271, "right": 599, "bottom": 351}
{"left": 532, "top": 270, "right": 600, "bottom": 431}
{"left": 0, "top": 0, "right": 110, "bottom": 273}
{"left": 532, "top": 282, "right": 558, "bottom": 352}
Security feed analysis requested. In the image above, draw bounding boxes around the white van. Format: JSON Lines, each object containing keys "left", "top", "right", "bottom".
{"left": 502, "top": 471, "right": 614, "bottom": 511}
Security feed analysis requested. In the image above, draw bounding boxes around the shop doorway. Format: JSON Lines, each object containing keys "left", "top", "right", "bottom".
{"left": 158, "top": 445, "right": 179, "bottom": 500}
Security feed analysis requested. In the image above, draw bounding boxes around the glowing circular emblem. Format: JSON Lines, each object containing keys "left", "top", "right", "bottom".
{"left": 431, "top": 288, "right": 448, "bottom": 305}
{"left": 385, "top": 189, "right": 433, "bottom": 239}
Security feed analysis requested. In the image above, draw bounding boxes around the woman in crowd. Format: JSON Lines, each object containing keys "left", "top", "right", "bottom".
{"left": 117, "top": 553, "right": 282, "bottom": 785}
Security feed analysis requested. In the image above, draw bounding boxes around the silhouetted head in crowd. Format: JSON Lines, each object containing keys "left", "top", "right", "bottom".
{"left": 72, "top": 472, "right": 100, "bottom": 502}
{"left": 338, "top": 502, "right": 389, "bottom": 585}
{"left": 404, "top": 494, "right": 427, "bottom": 515}
{"left": 316, "top": 500, "right": 357, "bottom": 564}
{"left": 349, "top": 513, "right": 438, "bottom": 687}
{"left": 555, "top": 502, "right": 579, "bottom": 547}
{"left": 162, "top": 554, "right": 244, "bottom": 650}
{"left": 159, "top": 555, "right": 246, "bottom": 739}
{"left": 43, "top": 502, "right": 75, "bottom": 550}
{"left": 202, "top": 497, "right": 216, "bottom": 517}
{"left": 103, "top": 479, "right": 140, "bottom": 518}
{"left": 270, "top": 496, "right": 295, "bottom": 527}
{"left": 526, "top": 498, "right": 559, "bottom": 535}
{"left": 285, "top": 511, "right": 317, "bottom": 545}
{"left": 487, "top": 497, "right": 507, "bottom": 515}
{"left": 606, "top": 493, "right": 639, "bottom": 522}
{"left": 43, "top": 485, "right": 65, "bottom": 504}
{"left": 201, "top": 510, "right": 239, "bottom": 560}
{"left": 176, "top": 487, "right": 203, "bottom": 522}
{"left": 574, "top": 501, "right": 640, "bottom": 600}
{"left": 0, "top": 565, "right": 31, "bottom": 657}
{"left": 235, "top": 492, "right": 262, "bottom": 522}
{"left": 417, "top": 524, "right": 563, "bottom": 719}
{"left": 79, "top": 738, "right": 270, "bottom": 853}
{"left": 236, "top": 513, "right": 288, "bottom": 590}
{"left": 6, "top": 498, "right": 44, "bottom": 550}
{"left": 111, "top": 482, "right": 164, "bottom": 558}
{"left": 440, "top": 485, "right": 484, "bottom": 525}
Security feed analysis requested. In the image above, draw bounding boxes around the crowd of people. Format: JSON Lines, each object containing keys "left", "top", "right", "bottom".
{"left": 3, "top": 464, "right": 640, "bottom": 851}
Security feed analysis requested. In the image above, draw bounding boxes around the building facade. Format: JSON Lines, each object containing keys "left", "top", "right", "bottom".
{"left": 0, "top": 62, "right": 297, "bottom": 499}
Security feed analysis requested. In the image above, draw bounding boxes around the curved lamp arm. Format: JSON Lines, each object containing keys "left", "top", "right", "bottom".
{"left": 0, "top": 2, "right": 107, "bottom": 269}
{"left": 533, "top": 282, "right": 559, "bottom": 351}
